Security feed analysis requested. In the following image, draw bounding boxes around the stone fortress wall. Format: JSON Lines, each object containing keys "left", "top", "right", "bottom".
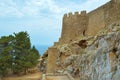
{"left": 46, "top": 0, "right": 120, "bottom": 74}
{"left": 60, "top": 11, "right": 88, "bottom": 43}
{"left": 59, "top": 0, "right": 120, "bottom": 44}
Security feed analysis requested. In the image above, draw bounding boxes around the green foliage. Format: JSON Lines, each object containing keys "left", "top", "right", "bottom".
{"left": 0, "top": 31, "right": 40, "bottom": 76}
{"left": 0, "top": 36, "right": 14, "bottom": 77}
{"left": 29, "top": 46, "right": 40, "bottom": 67}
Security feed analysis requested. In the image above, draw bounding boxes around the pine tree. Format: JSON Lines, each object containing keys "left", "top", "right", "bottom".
{"left": 0, "top": 31, "right": 40, "bottom": 76}
{"left": 0, "top": 35, "right": 14, "bottom": 77}
{"left": 12, "top": 32, "right": 40, "bottom": 74}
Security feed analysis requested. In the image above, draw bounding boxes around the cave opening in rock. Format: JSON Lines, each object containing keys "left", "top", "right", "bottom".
{"left": 112, "top": 47, "right": 117, "bottom": 53}
{"left": 77, "top": 40, "right": 87, "bottom": 49}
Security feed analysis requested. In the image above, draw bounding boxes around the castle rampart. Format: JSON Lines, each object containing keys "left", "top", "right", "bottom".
{"left": 87, "top": 0, "right": 120, "bottom": 35}
{"left": 59, "top": 0, "right": 120, "bottom": 44}
{"left": 60, "top": 11, "right": 88, "bottom": 43}
{"left": 45, "top": 0, "right": 120, "bottom": 75}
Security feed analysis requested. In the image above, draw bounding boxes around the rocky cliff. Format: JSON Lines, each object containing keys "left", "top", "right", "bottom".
{"left": 59, "top": 24, "right": 120, "bottom": 80}
{"left": 40, "top": 0, "right": 120, "bottom": 80}
{"left": 41, "top": 23, "right": 120, "bottom": 80}
{"left": 56, "top": 23, "right": 120, "bottom": 80}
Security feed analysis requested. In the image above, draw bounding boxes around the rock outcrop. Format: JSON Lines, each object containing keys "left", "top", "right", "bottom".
{"left": 41, "top": 0, "right": 120, "bottom": 80}
{"left": 43, "top": 23, "right": 120, "bottom": 80}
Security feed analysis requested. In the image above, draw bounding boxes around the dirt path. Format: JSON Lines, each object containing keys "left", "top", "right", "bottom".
{"left": 3, "top": 72, "right": 42, "bottom": 80}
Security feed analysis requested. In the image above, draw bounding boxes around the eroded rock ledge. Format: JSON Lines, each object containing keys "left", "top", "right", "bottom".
{"left": 41, "top": 23, "right": 120, "bottom": 80}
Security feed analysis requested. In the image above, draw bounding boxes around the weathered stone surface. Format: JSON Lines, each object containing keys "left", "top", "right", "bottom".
{"left": 46, "top": 48, "right": 59, "bottom": 73}
{"left": 46, "top": 23, "right": 120, "bottom": 80}
{"left": 44, "top": 0, "right": 120, "bottom": 80}
{"left": 76, "top": 27, "right": 120, "bottom": 80}
{"left": 59, "top": 0, "right": 120, "bottom": 44}
{"left": 66, "top": 65, "right": 74, "bottom": 74}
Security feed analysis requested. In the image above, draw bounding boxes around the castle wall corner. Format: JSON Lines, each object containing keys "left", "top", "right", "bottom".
{"left": 60, "top": 10, "right": 88, "bottom": 43}
{"left": 46, "top": 48, "right": 59, "bottom": 73}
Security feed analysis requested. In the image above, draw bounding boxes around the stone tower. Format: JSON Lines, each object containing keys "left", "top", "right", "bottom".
{"left": 57, "top": 0, "right": 120, "bottom": 44}
{"left": 60, "top": 11, "right": 88, "bottom": 43}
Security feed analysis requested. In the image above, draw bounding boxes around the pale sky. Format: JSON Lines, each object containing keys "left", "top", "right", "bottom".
{"left": 0, "top": 0, "right": 110, "bottom": 46}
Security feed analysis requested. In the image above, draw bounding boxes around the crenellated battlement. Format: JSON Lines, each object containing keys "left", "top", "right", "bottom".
{"left": 75, "top": 12, "right": 79, "bottom": 15}
{"left": 63, "top": 12, "right": 79, "bottom": 18}
{"left": 81, "top": 11, "right": 87, "bottom": 16}
{"left": 63, "top": 10, "right": 87, "bottom": 19}
{"left": 61, "top": 10, "right": 88, "bottom": 43}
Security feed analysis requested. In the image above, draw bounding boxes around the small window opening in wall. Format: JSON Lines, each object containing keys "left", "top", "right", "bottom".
{"left": 83, "top": 30, "right": 86, "bottom": 36}
{"left": 70, "top": 40, "right": 72, "bottom": 42}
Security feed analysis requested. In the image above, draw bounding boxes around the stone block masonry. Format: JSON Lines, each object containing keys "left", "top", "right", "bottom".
{"left": 60, "top": 11, "right": 88, "bottom": 43}
{"left": 46, "top": 48, "right": 59, "bottom": 73}
{"left": 59, "top": 0, "right": 120, "bottom": 44}
{"left": 46, "top": 0, "right": 120, "bottom": 75}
